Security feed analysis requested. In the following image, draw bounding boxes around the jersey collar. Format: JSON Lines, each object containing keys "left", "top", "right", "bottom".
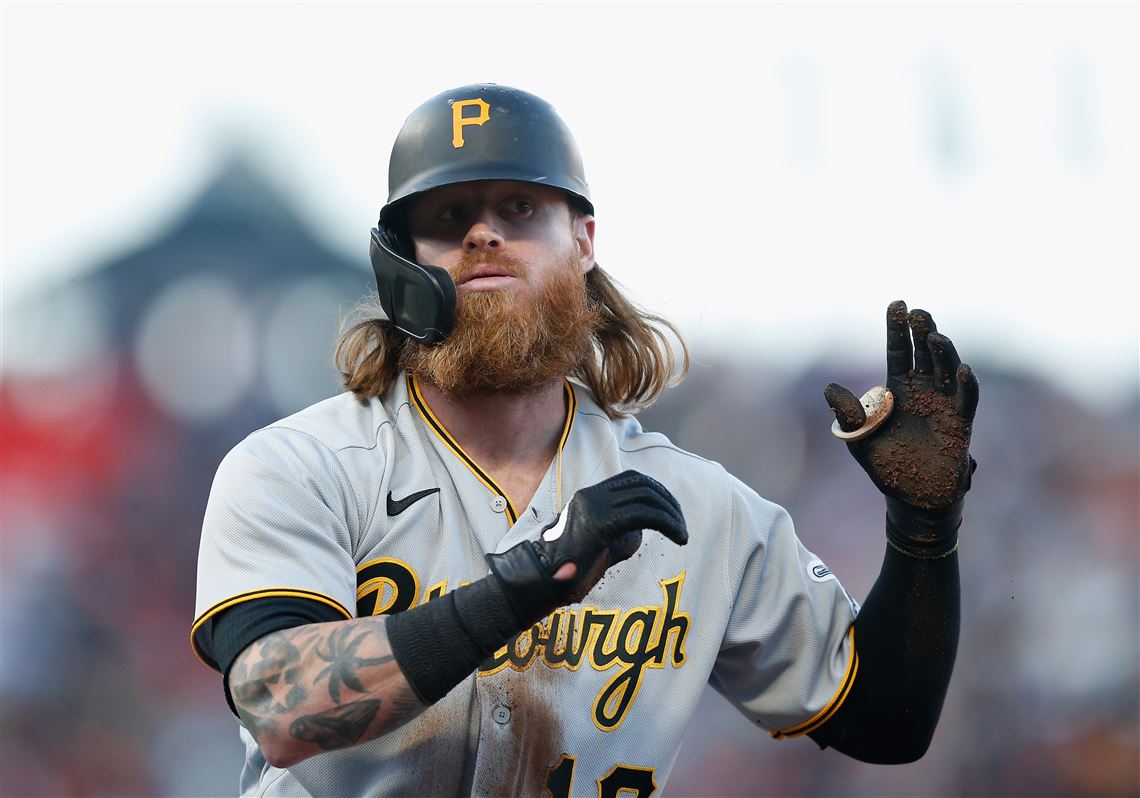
{"left": 406, "top": 372, "right": 577, "bottom": 525}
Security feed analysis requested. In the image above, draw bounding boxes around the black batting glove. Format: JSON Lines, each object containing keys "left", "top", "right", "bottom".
{"left": 388, "top": 472, "right": 686, "bottom": 704}
{"left": 486, "top": 470, "right": 688, "bottom": 628}
{"left": 825, "top": 300, "right": 980, "bottom": 557}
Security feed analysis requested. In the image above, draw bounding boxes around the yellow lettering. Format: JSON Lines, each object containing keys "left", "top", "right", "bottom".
{"left": 543, "top": 610, "right": 583, "bottom": 668}
{"left": 474, "top": 572, "right": 691, "bottom": 732}
{"left": 508, "top": 624, "right": 543, "bottom": 670}
{"left": 452, "top": 98, "right": 490, "bottom": 148}
{"left": 651, "top": 573, "right": 690, "bottom": 665}
{"left": 355, "top": 557, "right": 420, "bottom": 616}
{"left": 424, "top": 580, "right": 448, "bottom": 602}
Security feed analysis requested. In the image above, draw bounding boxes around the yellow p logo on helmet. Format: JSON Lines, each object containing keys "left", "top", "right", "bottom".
{"left": 451, "top": 98, "right": 490, "bottom": 148}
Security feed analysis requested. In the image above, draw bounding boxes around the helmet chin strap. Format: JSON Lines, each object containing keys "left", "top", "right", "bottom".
{"left": 369, "top": 226, "right": 457, "bottom": 346}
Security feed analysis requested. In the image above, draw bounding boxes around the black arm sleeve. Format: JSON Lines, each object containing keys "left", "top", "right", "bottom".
{"left": 808, "top": 542, "right": 960, "bottom": 763}
{"left": 195, "top": 598, "right": 347, "bottom": 716}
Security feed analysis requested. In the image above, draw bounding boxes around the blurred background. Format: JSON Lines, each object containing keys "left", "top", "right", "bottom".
{"left": 1, "top": 2, "right": 1136, "bottom": 797}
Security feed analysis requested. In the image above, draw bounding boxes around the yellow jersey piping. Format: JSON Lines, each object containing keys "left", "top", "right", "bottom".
{"left": 189, "top": 587, "right": 352, "bottom": 673}
{"left": 771, "top": 626, "right": 859, "bottom": 740}
{"left": 556, "top": 380, "right": 577, "bottom": 509}
{"left": 407, "top": 373, "right": 577, "bottom": 524}
{"left": 407, "top": 372, "right": 519, "bottom": 522}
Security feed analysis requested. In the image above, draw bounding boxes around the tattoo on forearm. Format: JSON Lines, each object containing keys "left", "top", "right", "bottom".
{"left": 231, "top": 632, "right": 314, "bottom": 715}
{"left": 313, "top": 626, "right": 394, "bottom": 703}
{"left": 290, "top": 699, "right": 382, "bottom": 750}
{"left": 384, "top": 689, "right": 426, "bottom": 728}
{"left": 229, "top": 619, "right": 415, "bottom": 750}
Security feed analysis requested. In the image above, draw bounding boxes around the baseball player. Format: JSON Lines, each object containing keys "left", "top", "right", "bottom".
{"left": 193, "top": 84, "right": 979, "bottom": 797}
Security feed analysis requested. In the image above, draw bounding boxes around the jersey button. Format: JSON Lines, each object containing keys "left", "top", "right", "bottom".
{"left": 492, "top": 706, "right": 511, "bottom": 724}
{"left": 490, "top": 496, "right": 507, "bottom": 513}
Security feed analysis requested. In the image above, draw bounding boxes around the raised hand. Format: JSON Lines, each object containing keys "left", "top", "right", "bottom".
{"left": 825, "top": 301, "right": 979, "bottom": 555}
{"left": 826, "top": 301, "right": 978, "bottom": 509}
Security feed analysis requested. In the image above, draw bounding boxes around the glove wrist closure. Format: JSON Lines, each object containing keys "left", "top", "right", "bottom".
{"left": 485, "top": 541, "right": 566, "bottom": 629}
{"left": 884, "top": 496, "right": 964, "bottom": 559}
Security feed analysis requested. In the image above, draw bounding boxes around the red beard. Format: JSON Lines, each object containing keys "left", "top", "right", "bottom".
{"left": 400, "top": 252, "right": 599, "bottom": 396}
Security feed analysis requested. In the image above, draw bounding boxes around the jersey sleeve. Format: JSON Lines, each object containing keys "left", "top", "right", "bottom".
{"left": 710, "top": 479, "right": 858, "bottom": 739}
{"left": 191, "top": 427, "right": 366, "bottom": 672}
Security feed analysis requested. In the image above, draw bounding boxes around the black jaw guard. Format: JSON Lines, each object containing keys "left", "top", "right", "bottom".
{"left": 368, "top": 226, "right": 456, "bottom": 345}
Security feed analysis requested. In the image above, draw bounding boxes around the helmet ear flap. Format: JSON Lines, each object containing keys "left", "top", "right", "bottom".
{"left": 377, "top": 207, "right": 413, "bottom": 260}
{"left": 369, "top": 227, "right": 456, "bottom": 346}
{"left": 376, "top": 223, "right": 406, "bottom": 259}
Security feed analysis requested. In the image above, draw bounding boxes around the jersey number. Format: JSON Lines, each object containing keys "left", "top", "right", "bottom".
{"left": 546, "top": 754, "right": 657, "bottom": 797}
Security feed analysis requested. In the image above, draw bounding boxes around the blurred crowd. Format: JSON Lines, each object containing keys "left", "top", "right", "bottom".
{"left": 2, "top": 168, "right": 1136, "bottom": 797}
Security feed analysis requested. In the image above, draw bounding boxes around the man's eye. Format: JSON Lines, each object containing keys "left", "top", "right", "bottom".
{"left": 437, "top": 207, "right": 465, "bottom": 222}
{"left": 505, "top": 199, "right": 532, "bottom": 215}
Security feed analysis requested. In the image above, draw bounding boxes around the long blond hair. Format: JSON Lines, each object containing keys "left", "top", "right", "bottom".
{"left": 335, "top": 265, "right": 688, "bottom": 417}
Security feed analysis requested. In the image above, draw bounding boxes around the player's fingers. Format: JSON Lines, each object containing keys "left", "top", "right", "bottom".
{"left": 599, "top": 469, "right": 649, "bottom": 491}
{"left": 646, "top": 476, "right": 683, "bottom": 514}
{"left": 928, "top": 333, "right": 961, "bottom": 394}
{"left": 602, "top": 470, "right": 681, "bottom": 509}
{"left": 954, "top": 363, "right": 980, "bottom": 419}
{"left": 606, "top": 483, "right": 686, "bottom": 531}
{"left": 610, "top": 485, "right": 680, "bottom": 518}
{"left": 636, "top": 507, "right": 689, "bottom": 546}
{"left": 824, "top": 382, "right": 866, "bottom": 432}
{"left": 606, "top": 476, "right": 683, "bottom": 518}
{"left": 597, "top": 470, "right": 666, "bottom": 495}
{"left": 909, "top": 309, "right": 937, "bottom": 375}
{"left": 886, "top": 300, "right": 912, "bottom": 377}
{"left": 608, "top": 529, "right": 643, "bottom": 563}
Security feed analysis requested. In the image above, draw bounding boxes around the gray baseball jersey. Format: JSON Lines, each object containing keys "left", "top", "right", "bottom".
{"left": 193, "top": 372, "right": 858, "bottom": 797}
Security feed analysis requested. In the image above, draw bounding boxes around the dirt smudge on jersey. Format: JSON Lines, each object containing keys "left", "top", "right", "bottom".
{"left": 511, "top": 677, "right": 560, "bottom": 798}
{"left": 476, "top": 672, "right": 561, "bottom": 798}
{"left": 397, "top": 690, "right": 449, "bottom": 749}
{"left": 390, "top": 685, "right": 472, "bottom": 795}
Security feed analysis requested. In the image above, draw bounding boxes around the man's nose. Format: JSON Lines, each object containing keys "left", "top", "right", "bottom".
{"left": 462, "top": 211, "right": 503, "bottom": 252}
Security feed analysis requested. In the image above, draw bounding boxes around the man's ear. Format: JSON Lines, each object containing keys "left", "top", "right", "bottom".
{"left": 574, "top": 214, "right": 596, "bottom": 274}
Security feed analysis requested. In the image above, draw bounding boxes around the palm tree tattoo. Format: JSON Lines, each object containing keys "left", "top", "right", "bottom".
{"left": 313, "top": 627, "right": 394, "bottom": 703}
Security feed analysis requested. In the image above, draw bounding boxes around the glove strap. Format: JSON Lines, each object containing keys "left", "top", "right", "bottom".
{"left": 884, "top": 496, "right": 963, "bottom": 559}
{"left": 485, "top": 540, "right": 566, "bottom": 628}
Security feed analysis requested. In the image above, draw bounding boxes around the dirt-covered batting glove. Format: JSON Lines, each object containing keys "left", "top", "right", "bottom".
{"left": 825, "top": 300, "right": 979, "bottom": 557}
{"left": 487, "top": 470, "right": 688, "bottom": 626}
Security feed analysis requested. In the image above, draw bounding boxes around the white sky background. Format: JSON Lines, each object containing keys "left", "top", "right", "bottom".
{"left": 2, "top": 2, "right": 1137, "bottom": 408}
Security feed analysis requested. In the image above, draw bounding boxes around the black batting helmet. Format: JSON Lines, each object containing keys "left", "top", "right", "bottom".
{"left": 370, "top": 84, "right": 593, "bottom": 345}
{"left": 379, "top": 83, "right": 593, "bottom": 225}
